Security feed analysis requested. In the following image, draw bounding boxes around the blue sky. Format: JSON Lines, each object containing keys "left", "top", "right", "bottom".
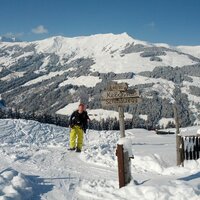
{"left": 0, "top": 0, "right": 200, "bottom": 45}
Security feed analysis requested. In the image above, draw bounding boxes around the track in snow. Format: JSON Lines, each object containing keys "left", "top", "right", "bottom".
{"left": 0, "top": 145, "right": 117, "bottom": 200}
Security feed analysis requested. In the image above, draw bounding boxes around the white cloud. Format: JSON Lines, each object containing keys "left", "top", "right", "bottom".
{"left": 4, "top": 32, "right": 24, "bottom": 38}
{"left": 146, "top": 21, "right": 156, "bottom": 29}
{"left": 32, "top": 25, "right": 48, "bottom": 34}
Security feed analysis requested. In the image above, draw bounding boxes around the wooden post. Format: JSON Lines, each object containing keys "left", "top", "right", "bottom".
{"left": 118, "top": 106, "right": 125, "bottom": 138}
{"left": 173, "top": 103, "right": 182, "bottom": 166}
{"left": 124, "top": 151, "right": 131, "bottom": 184}
{"left": 116, "top": 144, "right": 132, "bottom": 188}
{"left": 181, "top": 137, "right": 185, "bottom": 167}
{"left": 116, "top": 144, "right": 125, "bottom": 188}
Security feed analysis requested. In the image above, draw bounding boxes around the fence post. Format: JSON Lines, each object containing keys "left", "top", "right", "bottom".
{"left": 116, "top": 144, "right": 125, "bottom": 188}
{"left": 116, "top": 144, "right": 132, "bottom": 188}
{"left": 176, "top": 135, "right": 183, "bottom": 166}
{"left": 197, "top": 137, "right": 200, "bottom": 159}
{"left": 181, "top": 136, "right": 185, "bottom": 166}
{"left": 173, "top": 103, "right": 182, "bottom": 166}
{"left": 124, "top": 151, "right": 131, "bottom": 184}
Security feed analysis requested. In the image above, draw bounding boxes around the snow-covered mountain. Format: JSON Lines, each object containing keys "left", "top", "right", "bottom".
{"left": 0, "top": 36, "right": 21, "bottom": 43}
{"left": 0, "top": 33, "right": 199, "bottom": 73}
{"left": 177, "top": 45, "right": 200, "bottom": 59}
{"left": 0, "top": 33, "right": 200, "bottom": 128}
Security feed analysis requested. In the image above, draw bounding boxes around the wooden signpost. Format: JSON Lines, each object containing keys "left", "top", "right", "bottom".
{"left": 101, "top": 82, "right": 141, "bottom": 188}
{"left": 101, "top": 82, "right": 140, "bottom": 138}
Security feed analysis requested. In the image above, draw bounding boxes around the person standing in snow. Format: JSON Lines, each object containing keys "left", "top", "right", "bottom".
{"left": 69, "top": 103, "right": 90, "bottom": 152}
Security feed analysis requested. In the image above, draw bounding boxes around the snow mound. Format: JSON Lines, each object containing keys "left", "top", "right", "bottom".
{"left": 0, "top": 119, "right": 68, "bottom": 147}
{"left": 79, "top": 179, "right": 200, "bottom": 200}
{"left": 81, "top": 131, "right": 119, "bottom": 167}
{"left": 0, "top": 168, "right": 32, "bottom": 200}
{"left": 133, "top": 154, "right": 166, "bottom": 174}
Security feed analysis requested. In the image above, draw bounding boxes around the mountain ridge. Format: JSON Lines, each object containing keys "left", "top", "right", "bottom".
{"left": 0, "top": 33, "right": 200, "bottom": 129}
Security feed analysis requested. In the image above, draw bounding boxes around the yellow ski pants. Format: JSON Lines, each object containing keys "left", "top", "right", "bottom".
{"left": 70, "top": 125, "right": 84, "bottom": 150}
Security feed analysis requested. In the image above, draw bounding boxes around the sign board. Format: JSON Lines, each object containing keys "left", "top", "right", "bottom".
{"left": 107, "top": 82, "right": 128, "bottom": 91}
{"left": 101, "top": 82, "right": 140, "bottom": 108}
{"left": 101, "top": 89, "right": 139, "bottom": 100}
{"left": 101, "top": 97, "right": 141, "bottom": 107}
{"left": 101, "top": 82, "right": 141, "bottom": 138}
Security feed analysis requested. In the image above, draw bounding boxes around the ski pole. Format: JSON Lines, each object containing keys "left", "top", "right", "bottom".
{"left": 85, "top": 120, "right": 90, "bottom": 144}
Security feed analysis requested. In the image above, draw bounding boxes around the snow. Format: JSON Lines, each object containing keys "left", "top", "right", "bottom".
{"left": 0, "top": 48, "right": 34, "bottom": 68}
{"left": 78, "top": 179, "right": 199, "bottom": 200}
{"left": 0, "top": 168, "right": 32, "bottom": 200}
{"left": 0, "top": 119, "right": 200, "bottom": 200}
{"left": 16, "top": 52, "right": 34, "bottom": 59}
{"left": 1, "top": 33, "right": 198, "bottom": 75}
{"left": 116, "top": 75, "right": 155, "bottom": 86}
{"left": 177, "top": 45, "right": 200, "bottom": 58}
{"left": 118, "top": 137, "right": 133, "bottom": 157}
{"left": 158, "top": 118, "right": 175, "bottom": 128}
{"left": 34, "top": 56, "right": 50, "bottom": 73}
{"left": 116, "top": 75, "right": 175, "bottom": 99}
{"left": 23, "top": 71, "right": 68, "bottom": 86}
{"left": 154, "top": 42, "right": 171, "bottom": 48}
{"left": 90, "top": 51, "right": 196, "bottom": 74}
{"left": 183, "top": 76, "right": 200, "bottom": 88}
{"left": 31, "top": 33, "right": 197, "bottom": 74}
{"left": 0, "top": 119, "right": 68, "bottom": 147}
{"left": 0, "top": 71, "right": 25, "bottom": 81}
{"left": 56, "top": 102, "right": 80, "bottom": 116}
{"left": 34, "top": 33, "right": 138, "bottom": 56}
{"left": 56, "top": 104, "right": 133, "bottom": 120}
{"left": 87, "top": 109, "right": 132, "bottom": 121}
{"left": 139, "top": 114, "right": 148, "bottom": 121}
{"left": 69, "top": 88, "right": 76, "bottom": 94}
{"left": 116, "top": 75, "right": 175, "bottom": 87}
{"left": 59, "top": 75, "right": 102, "bottom": 88}
{"left": 181, "top": 76, "right": 200, "bottom": 124}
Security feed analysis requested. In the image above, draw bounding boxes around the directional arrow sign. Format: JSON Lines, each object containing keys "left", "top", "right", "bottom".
{"left": 107, "top": 82, "right": 128, "bottom": 91}
{"left": 101, "top": 97, "right": 141, "bottom": 107}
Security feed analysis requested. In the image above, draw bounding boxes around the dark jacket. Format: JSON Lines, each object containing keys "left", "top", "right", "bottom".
{"left": 70, "top": 110, "right": 89, "bottom": 133}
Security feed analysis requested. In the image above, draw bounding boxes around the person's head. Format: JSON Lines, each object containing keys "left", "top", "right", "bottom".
{"left": 78, "top": 103, "right": 85, "bottom": 113}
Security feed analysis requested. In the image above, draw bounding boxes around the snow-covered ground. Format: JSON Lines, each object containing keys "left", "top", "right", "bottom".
{"left": 0, "top": 119, "right": 200, "bottom": 199}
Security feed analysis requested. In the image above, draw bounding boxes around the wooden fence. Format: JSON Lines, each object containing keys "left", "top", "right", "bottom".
{"left": 182, "top": 136, "right": 200, "bottom": 161}
{"left": 155, "top": 130, "right": 175, "bottom": 135}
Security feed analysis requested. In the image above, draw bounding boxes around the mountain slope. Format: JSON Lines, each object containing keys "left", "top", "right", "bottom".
{"left": 177, "top": 45, "right": 200, "bottom": 59}
{"left": 0, "top": 33, "right": 200, "bottom": 128}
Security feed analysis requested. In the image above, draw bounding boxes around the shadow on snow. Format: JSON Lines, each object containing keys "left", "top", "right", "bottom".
{"left": 28, "top": 175, "right": 76, "bottom": 200}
